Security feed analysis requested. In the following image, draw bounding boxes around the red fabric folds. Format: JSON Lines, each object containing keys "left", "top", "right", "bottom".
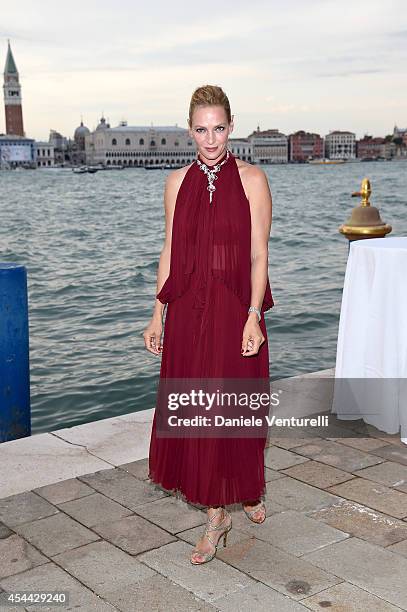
{"left": 156, "top": 149, "right": 274, "bottom": 313}
{"left": 148, "top": 150, "right": 274, "bottom": 507}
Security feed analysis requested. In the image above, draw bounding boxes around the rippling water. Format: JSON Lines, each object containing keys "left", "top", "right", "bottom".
{"left": 1, "top": 160, "right": 406, "bottom": 433}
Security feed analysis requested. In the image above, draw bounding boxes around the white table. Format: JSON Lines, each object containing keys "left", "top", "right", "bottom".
{"left": 332, "top": 237, "right": 407, "bottom": 443}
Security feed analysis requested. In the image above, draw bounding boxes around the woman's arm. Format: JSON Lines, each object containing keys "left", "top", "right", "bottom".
{"left": 248, "top": 167, "right": 272, "bottom": 313}
{"left": 242, "top": 167, "right": 273, "bottom": 356}
{"left": 152, "top": 173, "right": 178, "bottom": 320}
{"left": 143, "top": 168, "right": 185, "bottom": 355}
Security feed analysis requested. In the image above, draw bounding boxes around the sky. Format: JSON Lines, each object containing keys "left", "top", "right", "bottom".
{"left": 1, "top": 0, "right": 406, "bottom": 141}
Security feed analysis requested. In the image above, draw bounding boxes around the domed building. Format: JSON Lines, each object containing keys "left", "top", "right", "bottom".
{"left": 95, "top": 115, "right": 110, "bottom": 131}
{"left": 72, "top": 120, "right": 90, "bottom": 165}
{"left": 74, "top": 120, "right": 90, "bottom": 151}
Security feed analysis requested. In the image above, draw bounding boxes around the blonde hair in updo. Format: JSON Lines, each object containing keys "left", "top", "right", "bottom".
{"left": 188, "top": 85, "right": 232, "bottom": 127}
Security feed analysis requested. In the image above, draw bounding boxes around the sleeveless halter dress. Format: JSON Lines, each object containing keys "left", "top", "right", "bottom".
{"left": 148, "top": 148, "right": 274, "bottom": 507}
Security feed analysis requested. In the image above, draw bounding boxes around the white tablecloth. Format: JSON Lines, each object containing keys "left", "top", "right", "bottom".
{"left": 332, "top": 237, "right": 407, "bottom": 441}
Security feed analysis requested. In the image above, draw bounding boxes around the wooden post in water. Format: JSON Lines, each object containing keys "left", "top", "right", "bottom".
{"left": 0, "top": 263, "right": 31, "bottom": 441}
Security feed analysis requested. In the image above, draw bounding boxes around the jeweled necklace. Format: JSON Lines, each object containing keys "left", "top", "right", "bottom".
{"left": 195, "top": 148, "right": 230, "bottom": 204}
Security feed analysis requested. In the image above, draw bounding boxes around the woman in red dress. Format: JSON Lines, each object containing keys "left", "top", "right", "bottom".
{"left": 143, "top": 85, "right": 274, "bottom": 565}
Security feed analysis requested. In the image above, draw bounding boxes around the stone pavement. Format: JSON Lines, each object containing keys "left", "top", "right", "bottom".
{"left": 1, "top": 417, "right": 407, "bottom": 611}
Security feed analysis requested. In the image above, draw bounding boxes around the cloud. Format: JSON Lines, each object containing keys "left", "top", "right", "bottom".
{"left": 1, "top": 0, "right": 407, "bottom": 139}
{"left": 316, "top": 68, "right": 386, "bottom": 78}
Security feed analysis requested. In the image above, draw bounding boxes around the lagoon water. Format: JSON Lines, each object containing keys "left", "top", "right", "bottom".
{"left": 1, "top": 159, "right": 406, "bottom": 433}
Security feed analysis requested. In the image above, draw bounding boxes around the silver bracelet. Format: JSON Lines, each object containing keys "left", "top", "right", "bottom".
{"left": 248, "top": 306, "right": 261, "bottom": 321}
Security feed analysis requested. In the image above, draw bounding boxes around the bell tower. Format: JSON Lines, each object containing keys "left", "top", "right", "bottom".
{"left": 3, "top": 41, "right": 25, "bottom": 136}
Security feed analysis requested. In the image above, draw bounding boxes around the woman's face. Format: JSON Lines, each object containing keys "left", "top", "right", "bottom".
{"left": 189, "top": 105, "right": 234, "bottom": 164}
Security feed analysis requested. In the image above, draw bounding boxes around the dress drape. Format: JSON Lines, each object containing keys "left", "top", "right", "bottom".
{"left": 148, "top": 148, "right": 274, "bottom": 506}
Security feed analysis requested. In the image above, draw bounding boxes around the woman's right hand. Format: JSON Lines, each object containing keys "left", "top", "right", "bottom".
{"left": 143, "top": 316, "right": 163, "bottom": 356}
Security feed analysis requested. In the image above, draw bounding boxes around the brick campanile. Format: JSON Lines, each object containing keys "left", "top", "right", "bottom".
{"left": 3, "top": 41, "right": 25, "bottom": 137}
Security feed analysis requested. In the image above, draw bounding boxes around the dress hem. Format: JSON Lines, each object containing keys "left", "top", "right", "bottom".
{"left": 147, "top": 473, "right": 267, "bottom": 508}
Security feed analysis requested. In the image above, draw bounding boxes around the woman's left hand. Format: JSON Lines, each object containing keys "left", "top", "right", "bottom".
{"left": 241, "top": 316, "right": 265, "bottom": 356}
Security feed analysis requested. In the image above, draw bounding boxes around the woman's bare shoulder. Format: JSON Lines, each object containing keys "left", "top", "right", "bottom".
{"left": 165, "top": 162, "right": 194, "bottom": 190}
{"left": 236, "top": 158, "right": 270, "bottom": 200}
{"left": 236, "top": 157, "right": 266, "bottom": 180}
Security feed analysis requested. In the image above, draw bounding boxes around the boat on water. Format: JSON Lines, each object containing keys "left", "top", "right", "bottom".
{"left": 72, "top": 166, "right": 99, "bottom": 174}
{"left": 308, "top": 158, "right": 346, "bottom": 165}
{"left": 145, "top": 164, "right": 177, "bottom": 170}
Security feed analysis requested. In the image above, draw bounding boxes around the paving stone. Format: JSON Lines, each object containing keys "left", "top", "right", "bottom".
{"left": 52, "top": 540, "right": 156, "bottom": 599}
{"left": 354, "top": 461, "right": 407, "bottom": 492}
{"left": 267, "top": 436, "right": 319, "bottom": 450}
{"left": 369, "top": 444, "right": 407, "bottom": 466}
{"left": 281, "top": 461, "right": 355, "bottom": 489}
{"left": 14, "top": 513, "right": 99, "bottom": 557}
{"left": 264, "top": 477, "right": 342, "bottom": 512}
{"left": 215, "top": 535, "right": 341, "bottom": 601}
{"left": 328, "top": 478, "right": 407, "bottom": 519}
{"left": 303, "top": 537, "right": 407, "bottom": 609}
{"left": 58, "top": 492, "right": 133, "bottom": 527}
{"left": 0, "top": 523, "right": 12, "bottom": 539}
{"left": 332, "top": 438, "right": 391, "bottom": 452}
{"left": 0, "top": 534, "right": 48, "bottom": 579}
{"left": 302, "top": 581, "right": 401, "bottom": 611}
{"left": 78, "top": 467, "right": 167, "bottom": 509}
{"left": 33, "top": 478, "right": 94, "bottom": 505}
{"left": 0, "top": 431, "right": 111, "bottom": 499}
{"left": 92, "top": 514, "right": 176, "bottom": 555}
{"left": 264, "top": 446, "right": 310, "bottom": 471}
{"left": 365, "top": 430, "right": 407, "bottom": 448}
{"left": 294, "top": 440, "right": 383, "bottom": 472}
{"left": 231, "top": 510, "right": 349, "bottom": 556}
{"left": 118, "top": 458, "right": 149, "bottom": 480}
{"left": 387, "top": 539, "right": 407, "bottom": 558}
{"left": 133, "top": 496, "right": 207, "bottom": 534}
{"left": 265, "top": 467, "right": 287, "bottom": 482}
{"left": 0, "top": 560, "right": 116, "bottom": 610}
{"left": 101, "top": 572, "right": 216, "bottom": 611}
{"left": 308, "top": 499, "right": 407, "bottom": 547}
{"left": 215, "top": 581, "right": 309, "bottom": 611}
{"left": 139, "top": 540, "right": 255, "bottom": 603}
{"left": 0, "top": 492, "right": 58, "bottom": 528}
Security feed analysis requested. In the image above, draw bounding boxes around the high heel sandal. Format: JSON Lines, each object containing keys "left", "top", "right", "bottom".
{"left": 190, "top": 507, "right": 232, "bottom": 565}
{"left": 243, "top": 501, "right": 266, "bottom": 524}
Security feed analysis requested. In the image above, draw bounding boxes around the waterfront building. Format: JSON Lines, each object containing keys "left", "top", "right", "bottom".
{"left": 289, "top": 130, "right": 324, "bottom": 162}
{"left": 228, "top": 138, "right": 253, "bottom": 161}
{"left": 324, "top": 130, "right": 356, "bottom": 160}
{"left": 0, "top": 134, "right": 35, "bottom": 168}
{"left": 3, "top": 41, "right": 24, "bottom": 137}
{"left": 49, "top": 130, "right": 69, "bottom": 165}
{"left": 247, "top": 127, "right": 288, "bottom": 164}
{"left": 35, "top": 141, "right": 55, "bottom": 167}
{"left": 48, "top": 127, "right": 86, "bottom": 166}
{"left": 393, "top": 125, "right": 407, "bottom": 146}
{"left": 356, "top": 135, "right": 387, "bottom": 160}
{"left": 85, "top": 118, "right": 197, "bottom": 167}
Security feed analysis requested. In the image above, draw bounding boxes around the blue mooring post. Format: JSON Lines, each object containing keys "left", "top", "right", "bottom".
{"left": 0, "top": 263, "right": 31, "bottom": 441}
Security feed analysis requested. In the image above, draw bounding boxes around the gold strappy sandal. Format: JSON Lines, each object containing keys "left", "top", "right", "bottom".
{"left": 190, "top": 507, "right": 232, "bottom": 565}
{"left": 243, "top": 501, "right": 266, "bottom": 524}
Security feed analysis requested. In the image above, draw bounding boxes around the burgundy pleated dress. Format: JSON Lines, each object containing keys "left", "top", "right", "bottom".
{"left": 148, "top": 148, "right": 274, "bottom": 507}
